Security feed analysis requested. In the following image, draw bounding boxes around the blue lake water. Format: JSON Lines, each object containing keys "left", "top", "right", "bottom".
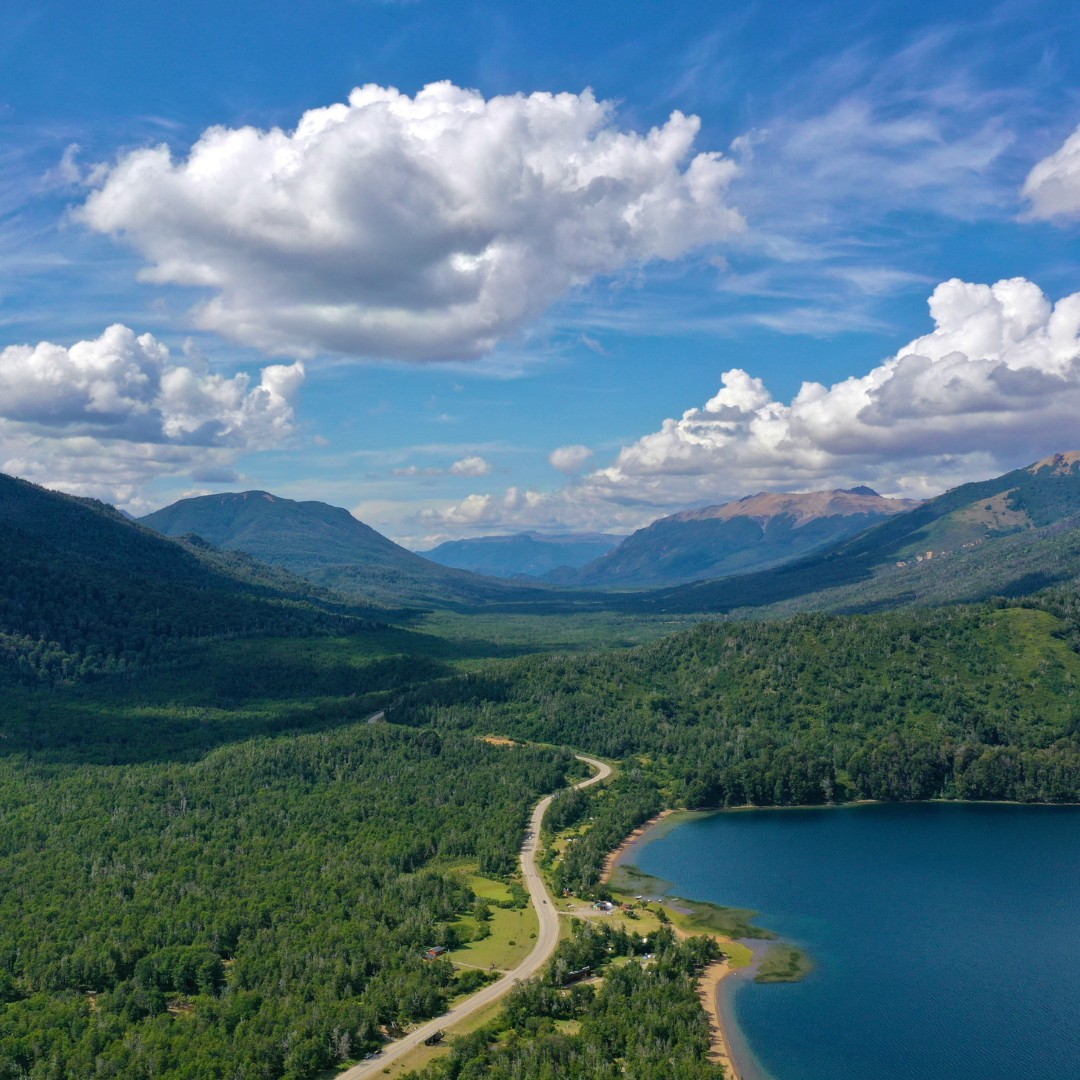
{"left": 627, "top": 803, "right": 1080, "bottom": 1080}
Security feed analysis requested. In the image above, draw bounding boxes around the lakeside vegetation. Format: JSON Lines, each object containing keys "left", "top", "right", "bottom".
{"left": 405, "top": 922, "right": 726, "bottom": 1080}
{"left": 756, "top": 945, "right": 812, "bottom": 983}
{"left": 400, "top": 593, "right": 1080, "bottom": 809}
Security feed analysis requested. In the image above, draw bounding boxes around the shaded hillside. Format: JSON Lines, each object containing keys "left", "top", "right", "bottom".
{"left": 0, "top": 474, "right": 375, "bottom": 684}
{"left": 618, "top": 454, "right": 1080, "bottom": 615}
{"left": 558, "top": 488, "right": 917, "bottom": 587}
{"left": 422, "top": 531, "right": 620, "bottom": 578}
{"left": 140, "top": 491, "right": 564, "bottom": 610}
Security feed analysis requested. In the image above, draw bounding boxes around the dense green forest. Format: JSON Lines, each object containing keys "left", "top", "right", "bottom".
{"left": 408, "top": 922, "right": 724, "bottom": 1080}
{"left": 0, "top": 720, "right": 575, "bottom": 1079}
{"left": 0, "top": 476, "right": 381, "bottom": 686}
{"left": 401, "top": 591, "right": 1080, "bottom": 810}
{"left": 6, "top": 584, "right": 1080, "bottom": 1077}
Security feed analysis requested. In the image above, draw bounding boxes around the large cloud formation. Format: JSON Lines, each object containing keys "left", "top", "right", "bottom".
{"left": 428, "top": 277, "right": 1080, "bottom": 534}
{"left": 79, "top": 82, "right": 743, "bottom": 362}
{"left": 0, "top": 324, "right": 303, "bottom": 508}
{"left": 1023, "top": 124, "right": 1080, "bottom": 221}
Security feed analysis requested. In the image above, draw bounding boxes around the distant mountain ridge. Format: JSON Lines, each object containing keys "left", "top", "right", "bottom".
{"left": 619, "top": 452, "right": 1080, "bottom": 615}
{"left": 140, "top": 491, "right": 559, "bottom": 610}
{"left": 555, "top": 487, "right": 919, "bottom": 587}
{"left": 0, "top": 474, "right": 373, "bottom": 684}
{"left": 421, "top": 531, "right": 621, "bottom": 578}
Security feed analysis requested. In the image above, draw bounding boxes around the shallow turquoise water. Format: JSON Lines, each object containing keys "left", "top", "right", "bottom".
{"left": 629, "top": 803, "right": 1080, "bottom": 1080}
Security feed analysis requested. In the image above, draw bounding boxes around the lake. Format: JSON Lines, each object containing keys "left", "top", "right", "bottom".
{"left": 625, "top": 803, "right": 1080, "bottom": 1080}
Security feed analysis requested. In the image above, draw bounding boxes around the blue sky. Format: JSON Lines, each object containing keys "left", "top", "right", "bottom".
{"left": 2, "top": 0, "right": 1080, "bottom": 544}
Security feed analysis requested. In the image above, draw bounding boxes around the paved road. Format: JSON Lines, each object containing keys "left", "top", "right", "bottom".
{"left": 338, "top": 753, "right": 612, "bottom": 1079}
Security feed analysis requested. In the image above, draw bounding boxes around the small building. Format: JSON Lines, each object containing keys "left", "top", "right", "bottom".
{"left": 423, "top": 946, "right": 448, "bottom": 960}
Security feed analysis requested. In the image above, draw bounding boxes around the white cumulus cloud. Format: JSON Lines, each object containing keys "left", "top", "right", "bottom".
{"left": 449, "top": 454, "right": 492, "bottom": 477}
{"left": 428, "top": 277, "right": 1080, "bottom": 535}
{"left": 549, "top": 444, "right": 593, "bottom": 473}
{"left": 1022, "top": 124, "right": 1080, "bottom": 221}
{"left": 78, "top": 82, "right": 743, "bottom": 362}
{"left": 0, "top": 324, "right": 304, "bottom": 508}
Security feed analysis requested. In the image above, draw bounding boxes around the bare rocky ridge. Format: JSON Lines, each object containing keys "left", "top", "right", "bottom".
{"left": 553, "top": 487, "right": 919, "bottom": 587}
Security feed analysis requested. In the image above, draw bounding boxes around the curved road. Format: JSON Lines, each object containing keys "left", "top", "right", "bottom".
{"left": 339, "top": 753, "right": 612, "bottom": 1079}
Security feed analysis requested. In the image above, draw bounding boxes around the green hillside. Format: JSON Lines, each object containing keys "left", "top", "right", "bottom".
{"left": 0, "top": 474, "right": 377, "bottom": 684}
{"left": 140, "top": 491, "right": 567, "bottom": 610}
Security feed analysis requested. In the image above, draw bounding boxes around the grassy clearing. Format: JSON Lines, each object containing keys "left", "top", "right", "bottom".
{"left": 448, "top": 905, "right": 538, "bottom": 971}
{"left": 720, "top": 940, "right": 755, "bottom": 968}
{"left": 755, "top": 944, "right": 812, "bottom": 982}
{"left": 416, "top": 610, "right": 704, "bottom": 653}
{"left": 466, "top": 874, "right": 513, "bottom": 904}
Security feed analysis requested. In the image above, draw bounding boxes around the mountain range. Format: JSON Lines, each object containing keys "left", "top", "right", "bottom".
{"left": 618, "top": 452, "right": 1080, "bottom": 615}
{"left": 7, "top": 452, "right": 1080, "bottom": 687}
{"left": 139, "top": 490, "right": 560, "bottom": 610}
{"left": 421, "top": 531, "right": 620, "bottom": 578}
{"left": 548, "top": 487, "right": 918, "bottom": 587}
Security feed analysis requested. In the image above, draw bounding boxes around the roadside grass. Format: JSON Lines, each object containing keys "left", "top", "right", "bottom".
{"left": 436, "top": 860, "right": 516, "bottom": 906}
{"left": 370, "top": 997, "right": 509, "bottom": 1078}
{"left": 466, "top": 874, "right": 513, "bottom": 904}
{"left": 448, "top": 905, "right": 538, "bottom": 971}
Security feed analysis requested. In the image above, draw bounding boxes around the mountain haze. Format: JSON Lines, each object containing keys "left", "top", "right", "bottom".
{"left": 558, "top": 487, "right": 918, "bottom": 587}
{"left": 422, "top": 531, "right": 621, "bottom": 578}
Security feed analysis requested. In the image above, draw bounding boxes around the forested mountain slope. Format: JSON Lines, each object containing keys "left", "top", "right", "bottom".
{"left": 0, "top": 474, "right": 375, "bottom": 683}
{"left": 404, "top": 589, "right": 1080, "bottom": 807}
{"left": 556, "top": 487, "right": 917, "bottom": 587}
{"left": 141, "top": 491, "right": 565, "bottom": 609}
{"left": 618, "top": 453, "right": 1080, "bottom": 614}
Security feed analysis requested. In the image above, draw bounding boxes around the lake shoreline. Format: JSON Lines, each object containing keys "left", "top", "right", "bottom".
{"left": 698, "top": 958, "right": 743, "bottom": 1080}
{"left": 608, "top": 799, "right": 1080, "bottom": 1080}
{"left": 599, "top": 808, "right": 679, "bottom": 884}
{"left": 605, "top": 810, "right": 761, "bottom": 1078}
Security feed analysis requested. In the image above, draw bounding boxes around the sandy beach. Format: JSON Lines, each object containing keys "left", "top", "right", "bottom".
{"left": 698, "top": 959, "right": 742, "bottom": 1080}
{"left": 600, "top": 808, "right": 679, "bottom": 883}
